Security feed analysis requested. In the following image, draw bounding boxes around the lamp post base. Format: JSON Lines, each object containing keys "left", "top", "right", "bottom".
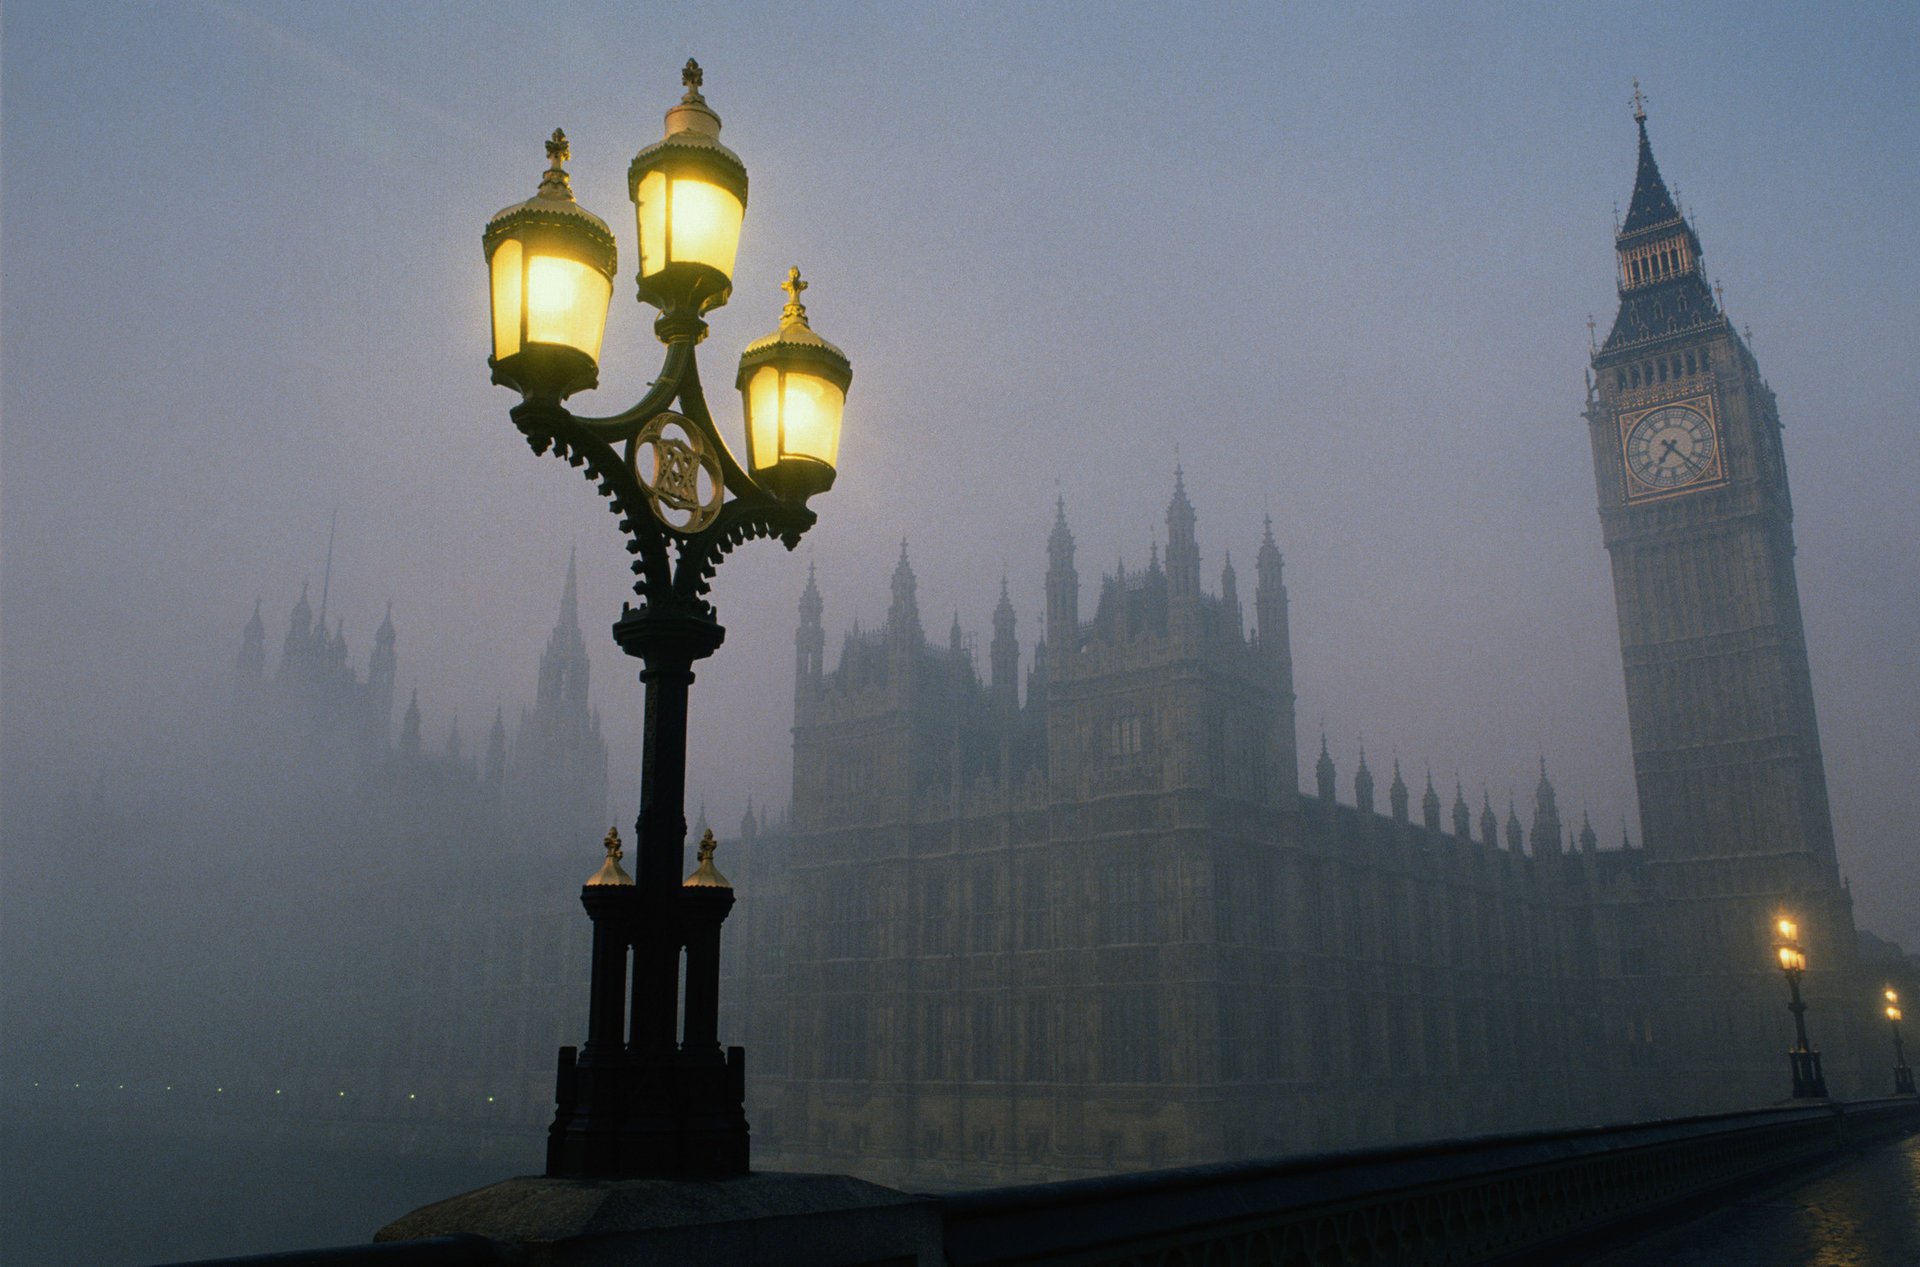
{"left": 1788, "top": 1049, "right": 1828, "bottom": 1099}
{"left": 1895, "top": 1066, "right": 1916, "bottom": 1096}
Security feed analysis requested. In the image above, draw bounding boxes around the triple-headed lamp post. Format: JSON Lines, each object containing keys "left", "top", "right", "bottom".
{"left": 482, "top": 60, "right": 851, "bottom": 1179}
{"left": 1886, "top": 988, "right": 1916, "bottom": 1096}
{"left": 1771, "top": 916, "right": 1828, "bottom": 1100}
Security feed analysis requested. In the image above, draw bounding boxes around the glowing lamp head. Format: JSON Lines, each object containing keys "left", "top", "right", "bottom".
{"left": 736, "top": 267, "right": 852, "bottom": 505}
{"left": 1891, "top": 1004, "right": 1905, "bottom": 1023}
{"left": 628, "top": 60, "right": 749, "bottom": 320}
{"left": 1776, "top": 917, "right": 1798, "bottom": 943}
{"left": 483, "top": 129, "right": 618, "bottom": 401}
{"left": 1887, "top": 988, "right": 1900, "bottom": 1004}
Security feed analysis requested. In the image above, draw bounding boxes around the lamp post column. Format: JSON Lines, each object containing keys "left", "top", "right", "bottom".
{"left": 1888, "top": 991, "right": 1915, "bottom": 1096}
{"left": 1783, "top": 969, "right": 1827, "bottom": 1099}
{"left": 614, "top": 602, "right": 728, "bottom": 1173}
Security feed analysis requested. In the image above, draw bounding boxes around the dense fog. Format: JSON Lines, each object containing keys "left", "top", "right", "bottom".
{"left": 5, "top": 4, "right": 1917, "bottom": 1261}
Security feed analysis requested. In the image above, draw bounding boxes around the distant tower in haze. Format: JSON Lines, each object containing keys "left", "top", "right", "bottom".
{"left": 1584, "top": 87, "right": 1860, "bottom": 1104}
{"left": 506, "top": 550, "right": 609, "bottom": 852}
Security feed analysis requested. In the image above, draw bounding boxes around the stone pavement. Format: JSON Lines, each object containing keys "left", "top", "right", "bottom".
{"left": 1595, "top": 1130, "right": 1920, "bottom": 1266}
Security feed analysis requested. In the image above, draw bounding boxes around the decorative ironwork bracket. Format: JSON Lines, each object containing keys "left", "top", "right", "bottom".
{"left": 509, "top": 328, "right": 816, "bottom": 621}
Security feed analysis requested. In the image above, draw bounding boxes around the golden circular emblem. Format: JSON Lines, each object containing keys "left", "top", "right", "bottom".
{"left": 631, "top": 413, "right": 724, "bottom": 534}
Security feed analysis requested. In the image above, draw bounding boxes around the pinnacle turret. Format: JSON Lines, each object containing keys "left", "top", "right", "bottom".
{"left": 1354, "top": 743, "right": 1374, "bottom": 816}
{"left": 1165, "top": 466, "right": 1199, "bottom": 598}
{"left": 1421, "top": 768, "right": 1442, "bottom": 832}
{"left": 1452, "top": 779, "right": 1472, "bottom": 842}
{"left": 1388, "top": 757, "right": 1409, "bottom": 824}
{"left": 989, "top": 574, "right": 1019, "bottom": 709}
{"left": 239, "top": 599, "right": 266, "bottom": 677}
{"left": 888, "top": 541, "right": 922, "bottom": 646}
{"left": 1531, "top": 756, "right": 1562, "bottom": 857}
{"left": 1315, "top": 730, "right": 1336, "bottom": 802}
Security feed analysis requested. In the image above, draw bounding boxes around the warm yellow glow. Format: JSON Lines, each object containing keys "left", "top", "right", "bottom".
{"left": 637, "top": 170, "right": 667, "bottom": 277}
{"left": 524, "top": 255, "right": 612, "bottom": 358}
{"left": 746, "top": 366, "right": 844, "bottom": 471}
{"left": 748, "top": 365, "right": 780, "bottom": 471}
{"left": 490, "top": 239, "right": 523, "bottom": 359}
{"left": 779, "top": 372, "right": 844, "bottom": 465}
{"left": 1888, "top": 988, "right": 1900, "bottom": 1004}
{"left": 1891, "top": 1005, "right": 1905, "bottom": 1022}
{"left": 1778, "top": 946, "right": 1795, "bottom": 970}
{"left": 667, "top": 179, "right": 743, "bottom": 276}
{"left": 636, "top": 170, "right": 744, "bottom": 280}
{"left": 1777, "top": 918, "right": 1797, "bottom": 941}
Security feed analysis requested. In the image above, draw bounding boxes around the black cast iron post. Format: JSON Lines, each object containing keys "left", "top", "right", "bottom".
{"left": 1888, "top": 990, "right": 1916, "bottom": 1096}
{"left": 1771, "top": 918, "right": 1827, "bottom": 1100}
{"left": 482, "top": 61, "right": 850, "bottom": 1181}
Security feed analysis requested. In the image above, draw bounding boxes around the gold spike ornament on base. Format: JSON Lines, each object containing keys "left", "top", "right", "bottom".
{"left": 684, "top": 828, "right": 731, "bottom": 889}
{"left": 588, "top": 826, "right": 635, "bottom": 886}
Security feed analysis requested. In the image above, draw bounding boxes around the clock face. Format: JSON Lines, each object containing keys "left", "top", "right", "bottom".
{"left": 1623, "top": 403, "right": 1720, "bottom": 495}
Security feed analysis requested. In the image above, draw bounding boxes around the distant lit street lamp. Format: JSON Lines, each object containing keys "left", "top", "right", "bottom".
{"left": 482, "top": 59, "right": 851, "bottom": 1179}
{"left": 1771, "top": 916, "right": 1828, "bottom": 1099}
{"left": 1885, "top": 988, "right": 1915, "bottom": 1096}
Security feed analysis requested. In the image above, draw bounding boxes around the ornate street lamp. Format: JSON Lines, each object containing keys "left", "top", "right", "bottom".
{"left": 1886, "top": 988, "right": 1915, "bottom": 1096}
{"left": 1771, "top": 916, "right": 1827, "bottom": 1099}
{"left": 482, "top": 59, "right": 852, "bottom": 1180}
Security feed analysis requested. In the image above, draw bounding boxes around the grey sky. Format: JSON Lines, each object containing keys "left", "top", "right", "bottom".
{"left": 4, "top": 2, "right": 1916, "bottom": 945}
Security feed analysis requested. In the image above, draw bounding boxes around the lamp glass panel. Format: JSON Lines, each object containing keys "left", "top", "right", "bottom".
{"left": 748, "top": 366, "right": 781, "bottom": 472}
{"left": 637, "top": 170, "right": 667, "bottom": 278}
{"left": 491, "top": 239, "right": 523, "bottom": 359}
{"left": 668, "top": 178, "right": 744, "bottom": 277}
{"left": 524, "top": 255, "right": 611, "bottom": 359}
{"left": 779, "top": 371, "right": 844, "bottom": 466}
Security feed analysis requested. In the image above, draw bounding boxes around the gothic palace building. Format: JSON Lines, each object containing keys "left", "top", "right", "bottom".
{"left": 710, "top": 106, "right": 1908, "bottom": 1187}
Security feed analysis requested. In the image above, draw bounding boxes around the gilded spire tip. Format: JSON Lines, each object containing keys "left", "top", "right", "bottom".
{"left": 1630, "top": 79, "right": 1647, "bottom": 124}
{"left": 685, "top": 827, "right": 732, "bottom": 889}
{"left": 781, "top": 265, "right": 811, "bottom": 326}
{"left": 682, "top": 58, "right": 705, "bottom": 98}
{"left": 587, "top": 826, "right": 634, "bottom": 886}
{"left": 536, "top": 128, "right": 575, "bottom": 200}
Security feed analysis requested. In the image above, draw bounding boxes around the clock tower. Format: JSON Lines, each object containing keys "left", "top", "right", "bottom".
{"left": 1585, "top": 90, "right": 1861, "bottom": 1106}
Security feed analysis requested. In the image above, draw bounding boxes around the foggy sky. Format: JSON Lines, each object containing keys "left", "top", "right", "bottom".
{"left": 4, "top": 2, "right": 1917, "bottom": 948}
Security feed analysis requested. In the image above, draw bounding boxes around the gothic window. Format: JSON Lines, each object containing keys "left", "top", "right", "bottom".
{"left": 1022, "top": 997, "right": 1049, "bottom": 1081}
{"left": 1098, "top": 859, "right": 1154, "bottom": 944}
{"left": 1218, "top": 994, "right": 1244, "bottom": 1081}
{"left": 1019, "top": 857, "right": 1048, "bottom": 949}
{"left": 921, "top": 998, "right": 948, "bottom": 1079}
{"left": 969, "top": 862, "right": 1000, "bottom": 952}
{"left": 1109, "top": 713, "right": 1145, "bottom": 759}
{"left": 924, "top": 869, "right": 951, "bottom": 955}
{"left": 822, "top": 997, "right": 869, "bottom": 1080}
{"left": 971, "top": 995, "right": 1000, "bottom": 1080}
{"left": 1101, "top": 986, "right": 1161, "bottom": 1082}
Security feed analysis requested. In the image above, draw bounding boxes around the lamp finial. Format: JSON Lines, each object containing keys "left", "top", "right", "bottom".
{"left": 685, "top": 827, "right": 732, "bottom": 888}
{"left": 1630, "top": 79, "right": 1648, "bottom": 123}
{"left": 587, "top": 825, "right": 635, "bottom": 886}
{"left": 537, "top": 128, "right": 575, "bottom": 200}
{"left": 781, "top": 266, "right": 811, "bottom": 327}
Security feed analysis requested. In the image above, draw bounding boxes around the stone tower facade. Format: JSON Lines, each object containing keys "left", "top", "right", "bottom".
{"left": 1583, "top": 97, "right": 1862, "bottom": 1106}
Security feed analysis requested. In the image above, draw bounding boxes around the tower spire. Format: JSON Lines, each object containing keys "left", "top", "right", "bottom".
{"left": 317, "top": 509, "right": 338, "bottom": 631}
{"left": 560, "top": 544, "right": 580, "bottom": 630}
